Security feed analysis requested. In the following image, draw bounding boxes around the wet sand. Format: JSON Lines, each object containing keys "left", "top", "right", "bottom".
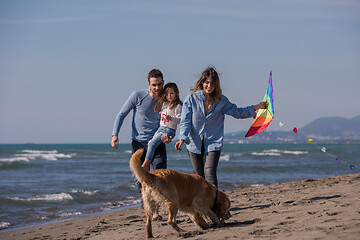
{"left": 1, "top": 173, "right": 359, "bottom": 240}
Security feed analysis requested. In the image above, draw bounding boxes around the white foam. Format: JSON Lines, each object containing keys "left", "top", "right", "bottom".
{"left": 70, "top": 189, "right": 99, "bottom": 195}
{"left": 252, "top": 152, "right": 281, "bottom": 156}
{"left": 59, "top": 212, "right": 82, "bottom": 217}
{"left": 0, "top": 150, "right": 76, "bottom": 163}
{"left": 250, "top": 184, "right": 264, "bottom": 187}
{"left": 0, "top": 156, "right": 32, "bottom": 163}
{"left": 10, "top": 193, "right": 73, "bottom": 202}
{"left": 0, "top": 222, "right": 11, "bottom": 229}
{"left": 251, "top": 149, "right": 308, "bottom": 156}
{"left": 220, "top": 154, "right": 230, "bottom": 161}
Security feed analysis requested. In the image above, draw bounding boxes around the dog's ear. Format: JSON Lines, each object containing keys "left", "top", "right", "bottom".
{"left": 214, "top": 191, "right": 230, "bottom": 218}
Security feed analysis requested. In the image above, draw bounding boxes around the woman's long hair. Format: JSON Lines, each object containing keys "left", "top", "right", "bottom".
{"left": 154, "top": 82, "right": 182, "bottom": 112}
{"left": 190, "top": 66, "right": 222, "bottom": 109}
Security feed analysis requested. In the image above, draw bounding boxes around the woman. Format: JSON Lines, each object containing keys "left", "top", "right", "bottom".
{"left": 175, "top": 66, "right": 266, "bottom": 187}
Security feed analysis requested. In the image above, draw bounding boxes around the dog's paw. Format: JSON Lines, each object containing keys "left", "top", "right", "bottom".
{"left": 178, "top": 231, "right": 193, "bottom": 238}
{"left": 210, "top": 222, "right": 222, "bottom": 228}
{"left": 152, "top": 215, "right": 163, "bottom": 221}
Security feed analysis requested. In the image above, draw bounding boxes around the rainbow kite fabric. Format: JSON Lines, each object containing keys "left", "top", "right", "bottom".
{"left": 245, "top": 71, "right": 274, "bottom": 138}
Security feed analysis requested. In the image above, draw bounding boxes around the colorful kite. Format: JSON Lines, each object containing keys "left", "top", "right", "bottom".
{"left": 245, "top": 71, "right": 274, "bottom": 138}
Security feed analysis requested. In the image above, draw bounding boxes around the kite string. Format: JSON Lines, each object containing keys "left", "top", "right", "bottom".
{"left": 269, "top": 118, "right": 356, "bottom": 170}
{"left": 251, "top": 70, "right": 356, "bottom": 170}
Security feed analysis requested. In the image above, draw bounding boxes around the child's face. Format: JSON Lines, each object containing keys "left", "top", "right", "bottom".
{"left": 166, "top": 88, "right": 176, "bottom": 102}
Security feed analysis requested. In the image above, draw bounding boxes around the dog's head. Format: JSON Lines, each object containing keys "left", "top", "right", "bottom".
{"left": 213, "top": 190, "right": 231, "bottom": 221}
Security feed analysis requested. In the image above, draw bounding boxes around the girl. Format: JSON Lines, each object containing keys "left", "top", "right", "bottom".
{"left": 175, "top": 66, "right": 266, "bottom": 187}
{"left": 142, "top": 82, "right": 182, "bottom": 171}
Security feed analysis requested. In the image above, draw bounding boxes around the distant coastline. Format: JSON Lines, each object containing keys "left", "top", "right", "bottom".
{"left": 1, "top": 115, "right": 359, "bottom": 145}
{"left": 225, "top": 115, "right": 360, "bottom": 144}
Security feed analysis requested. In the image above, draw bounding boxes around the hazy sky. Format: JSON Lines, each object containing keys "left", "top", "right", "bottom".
{"left": 1, "top": 0, "right": 359, "bottom": 144}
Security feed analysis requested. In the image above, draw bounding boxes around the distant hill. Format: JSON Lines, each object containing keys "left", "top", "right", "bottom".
{"left": 301, "top": 115, "right": 360, "bottom": 138}
{"left": 224, "top": 115, "right": 360, "bottom": 144}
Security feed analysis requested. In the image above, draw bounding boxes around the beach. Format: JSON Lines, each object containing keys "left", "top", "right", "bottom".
{"left": 1, "top": 173, "right": 359, "bottom": 240}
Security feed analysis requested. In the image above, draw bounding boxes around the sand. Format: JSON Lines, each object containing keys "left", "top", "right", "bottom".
{"left": 1, "top": 173, "right": 359, "bottom": 240}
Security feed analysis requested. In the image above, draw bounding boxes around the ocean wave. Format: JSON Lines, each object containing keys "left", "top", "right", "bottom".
{"left": 250, "top": 184, "right": 265, "bottom": 187}
{"left": 69, "top": 189, "right": 100, "bottom": 203}
{"left": 251, "top": 152, "right": 281, "bottom": 156}
{"left": 102, "top": 197, "right": 141, "bottom": 211}
{"left": 0, "top": 161, "right": 32, "bottom": 170}
{"left": 220, "top": 154, "right": 230, "bottom": 161}
{"left": 7, "top": 190, "right": 101, "bottom": 204}
{"left": 38, "top": 211, "right": 83, "bottom": 221}
{"left": 251, "top": 149, "right": 308, "bottom": 156}
{"left": 70, "top": 189, "right": 99, "bottom": 196}
{"left": 59, "top": 212, "right": 82, "bottom": 217}
{"left": 10, "top": 193, "right": 73, "bottom": 202}
{"left": 0, "top": 222, "right": 11, "bottom": 229}
{"left": 0, "top": 150, "right": 76, "bottom": 164}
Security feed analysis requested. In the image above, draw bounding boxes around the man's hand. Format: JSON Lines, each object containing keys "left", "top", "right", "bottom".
{"left": 141, "top": 159, "right": 151, "bottom": 172}
{"left": 111, "top": 135, "right": 119, "bottom": 149}
{"left": 161, "top": 133, "right": 173, "bottom": 143}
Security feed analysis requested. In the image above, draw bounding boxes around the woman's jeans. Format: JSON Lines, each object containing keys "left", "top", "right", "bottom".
{"left": 188, "top": 143, "right": 221, "bottom": 188}
{"left": 145, "top": 126, "right": 175, "bottom": 161}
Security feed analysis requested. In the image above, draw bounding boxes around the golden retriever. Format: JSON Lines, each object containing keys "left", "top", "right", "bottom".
{"left": 129, "top": 149, "right": 231, "bottom": 238}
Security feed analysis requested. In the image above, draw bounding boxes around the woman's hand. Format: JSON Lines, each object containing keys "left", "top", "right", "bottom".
{"left": 254, "top": 101, "right": 268, "bottom": 111}
{"left": 175, "top": 140, "right": 184, "bottom": 151}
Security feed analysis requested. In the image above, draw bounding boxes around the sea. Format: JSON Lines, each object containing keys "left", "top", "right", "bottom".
{"left": 0, "top": 143, "right": 359, "bottom": 232}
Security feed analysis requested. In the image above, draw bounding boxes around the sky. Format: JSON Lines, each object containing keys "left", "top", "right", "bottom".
{"left": 0, "top": 0, "right": 359, "bottom": 144}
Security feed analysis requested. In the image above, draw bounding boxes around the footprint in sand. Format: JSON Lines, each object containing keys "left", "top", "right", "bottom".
{"left": 326, "top": 212, "right": 340, "bottom": 216}
{"left": 129, "top": 219, "right": 144, "bottom": 223}
{"left": 126, "top": 215, "right": 140, "bottom": 220}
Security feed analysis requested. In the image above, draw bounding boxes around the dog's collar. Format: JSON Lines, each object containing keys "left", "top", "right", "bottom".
{"left": 211, "top": 189, "right": 218, "bottom": 211}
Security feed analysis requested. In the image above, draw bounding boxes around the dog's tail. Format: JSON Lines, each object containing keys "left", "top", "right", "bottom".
{"left": 129, "top": 149, "right": 155, "bottom": 185}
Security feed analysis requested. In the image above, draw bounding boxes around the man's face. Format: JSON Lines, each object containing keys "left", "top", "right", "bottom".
{"left": 148, "top": 77, "right": 164, "bottom": 97}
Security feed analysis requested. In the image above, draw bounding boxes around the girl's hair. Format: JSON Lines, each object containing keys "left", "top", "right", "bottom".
{"left": 154, "top": 82, "right": 182, "bottom": 112}
{"left": 190, "top": 66, "right": 222, "bottom": 109}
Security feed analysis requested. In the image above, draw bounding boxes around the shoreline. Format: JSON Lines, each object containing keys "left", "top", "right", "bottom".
{"left": 1, "top": 173, "right": 359, "bottom": 239}
{"left": 0, "top": 203, "right": 142, "bottom": 234}
{"left": 0, "top": 183, "right": 257, "bottom": 234}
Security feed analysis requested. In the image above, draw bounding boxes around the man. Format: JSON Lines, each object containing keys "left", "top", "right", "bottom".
{"left": 111, "top": 69, "right": 172, "bottom": 170}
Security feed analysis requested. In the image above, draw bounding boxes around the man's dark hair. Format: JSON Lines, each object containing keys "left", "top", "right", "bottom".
{"left": 148, "top": 69, "right": 163, "bottom": 82}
